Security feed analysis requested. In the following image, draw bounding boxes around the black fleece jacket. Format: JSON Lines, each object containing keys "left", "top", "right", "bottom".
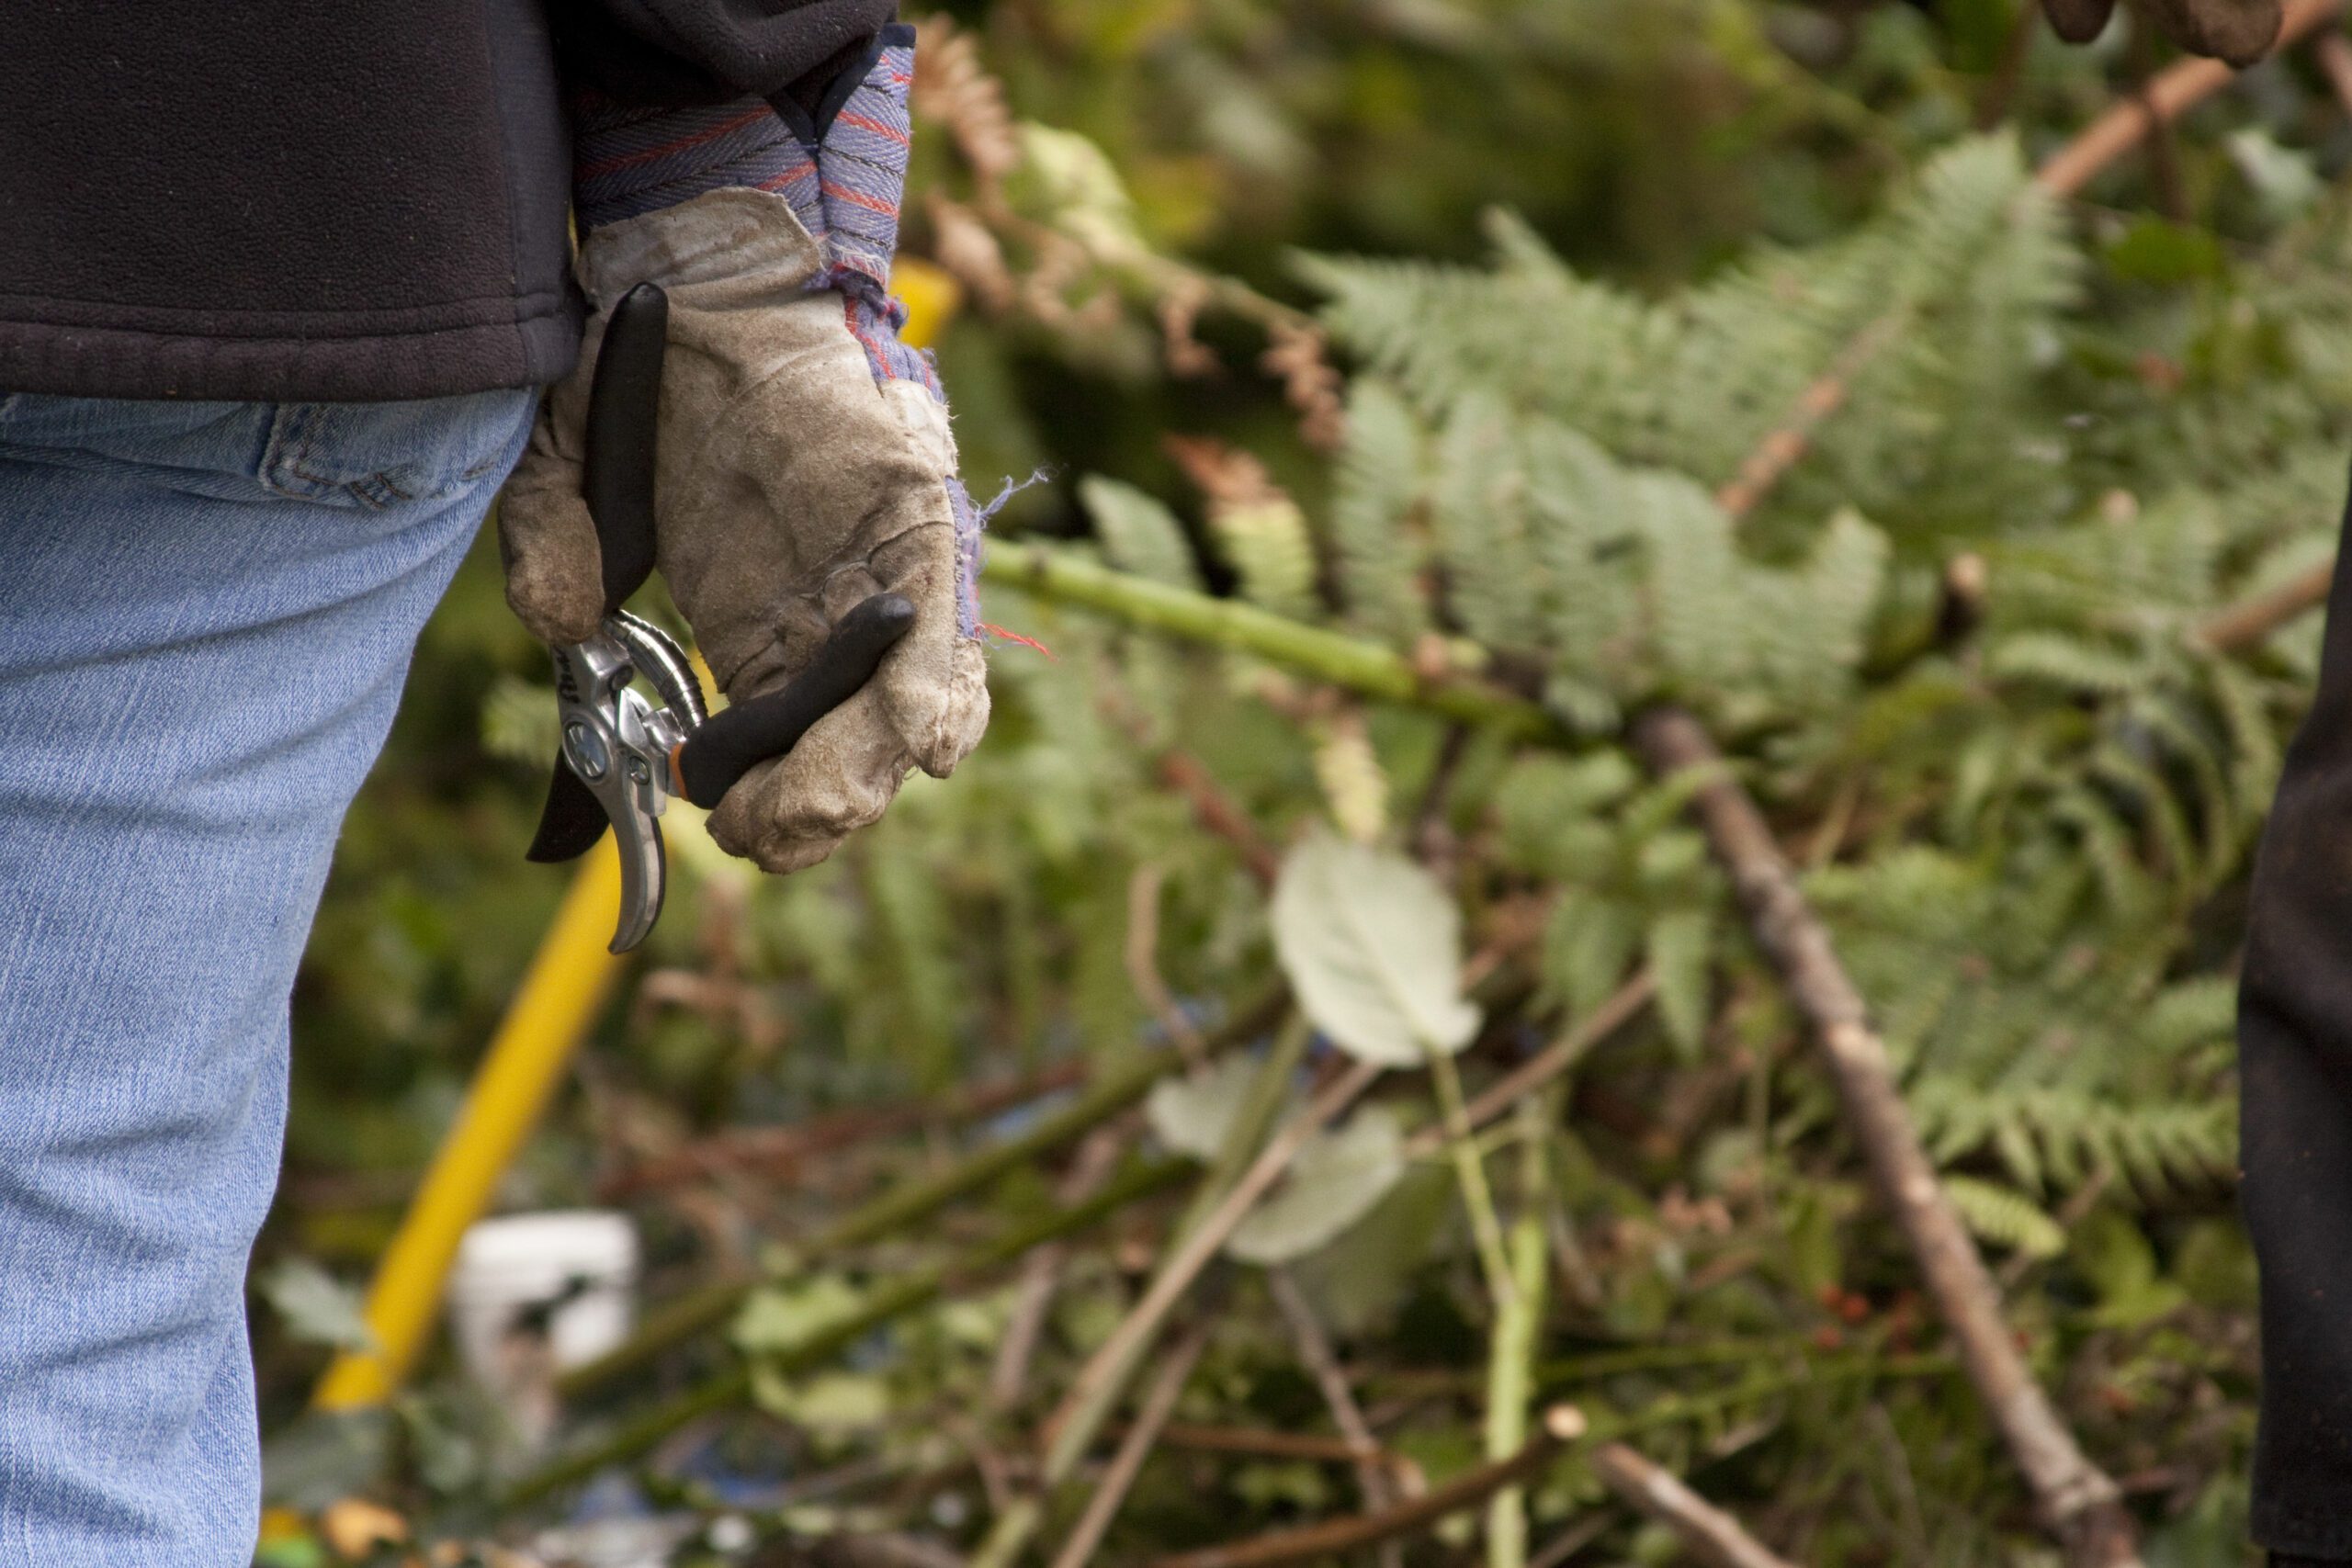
{"left": 0, "top": 0, "right": 891, "bottom": 403}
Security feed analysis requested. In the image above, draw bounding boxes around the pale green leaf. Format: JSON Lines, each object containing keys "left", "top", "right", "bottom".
{"left": 257, "top": 1258, "right": 377, "bottom": 1352}
{"left": 1272, "top": 833, "right": 1482, "bottom": 1066}
{"left": 1148, "top": 1053, "right": 1283, "bottom": 1162}
{"left": 733, "top": 1275, "right": 865, "bottom": 1357}
{"left": 1227, "top": 1108, "right": 1408, "bottom": 1264}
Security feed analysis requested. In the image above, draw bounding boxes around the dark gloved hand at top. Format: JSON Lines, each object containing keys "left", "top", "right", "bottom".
{"left": 2041, "top": 0, "right": 2282, "bottom": 66}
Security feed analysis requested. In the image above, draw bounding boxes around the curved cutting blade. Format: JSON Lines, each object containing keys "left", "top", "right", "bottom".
{"left": 605, "top": 805, "right": 667, "bottom": 953}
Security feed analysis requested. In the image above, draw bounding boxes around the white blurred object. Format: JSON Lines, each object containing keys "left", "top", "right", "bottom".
{"left": 447, "top": 1210, "right": 638, "bottom": 1446}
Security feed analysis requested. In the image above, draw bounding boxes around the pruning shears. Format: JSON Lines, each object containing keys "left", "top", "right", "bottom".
{"left": 525, "top": 282, "right": 915, "bottom": 952}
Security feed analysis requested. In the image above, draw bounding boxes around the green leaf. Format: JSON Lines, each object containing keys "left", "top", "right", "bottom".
{"left": 2102, "top": 217, "right": 2226, "bottom": 287}
{"left": 1082, "top": 474, "right": 1203, "bottom": 589}
{"left": 1944, "top": 1176, "right": 2065, "bottom": 1260}
{"left": 1272, "top": 833, "right": 1482, "bottom": 1066}
{"left": 733, "top": 1274, "right": 865, "bottom": 1357}
{"left": 1647, "top": 908, "right": 1714, "bottom": 1059}
{"left": 1227, "top": 1107, "right": 1408, "bottom": 1264}
{"left": 256, "top": 1258, "right": 376, "bottom": 1352}
{"left": 480, "top": 673, "right": 560, "bottom": 768}
{"left": 750, "top": 1368, "right": 894, "bottom": 1433}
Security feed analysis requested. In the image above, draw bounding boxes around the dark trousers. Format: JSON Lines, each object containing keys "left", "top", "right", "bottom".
{"left": 2245, "top": 490, "right": 2352, "bottom": 1557}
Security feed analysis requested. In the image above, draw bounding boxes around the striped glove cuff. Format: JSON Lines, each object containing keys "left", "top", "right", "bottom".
{"left": 571, "top": 22, "right": 916, "bottom": 303}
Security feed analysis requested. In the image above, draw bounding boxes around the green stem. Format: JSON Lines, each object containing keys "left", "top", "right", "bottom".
{"left": 508, "top": 1156, "right": 1194, "bottom": 1506}
{"left": 561, "top": 987, "right": 1283, "bottom": 1398}
{"left": 1485, "top": 1100, "right": 1551, "bottom": 1568}
{"left": 1427, "top": 1044, "right": 1514, "bottom": 1303}
{"left": 982, "top": 545, "right": 1566, "bottom": 743}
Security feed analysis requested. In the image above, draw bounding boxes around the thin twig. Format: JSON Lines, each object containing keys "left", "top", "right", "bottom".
{"left": 991, "top": 1129, "right": 1125, "bottom": 1410}
{"left": 1589, "top": 1442, "right": 1800, "bottom": 1568}
{"left": 1976, "top": 0, "right": 2043, "bottom": 129}
{"left": 2126, "top": 21, "right": 2190, "bottom": 221}
{"left": 1267, "top": 1266, "right": 1409, "bottom": 1557}
{"left": 1411, "top": 972, "right": 1657, "bottom": 1157}
{"left": 1633, "top": 707, "right": 2140, "bottom": 1568}
{"left": 1149, "top": 1421, "right": 1411, "bottom": 1471}
{"left": 1144, "top": 1406, "right": 1589, "bottom": 1568}
{"left": 1528, "top": 1514, "right": 1616, "bottom": 1568}
{"left": 1049, "top": 1315, "right": 1215, "bottom": 1568}
{"left": 1159, "top": 750, "right": 1286, "bottom": 886}
{"left": 1713, "top": 310, "right": 1910, "bottom": 524}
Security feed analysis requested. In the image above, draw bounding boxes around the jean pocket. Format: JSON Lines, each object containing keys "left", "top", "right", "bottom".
{"left": 260, "top": 389, "right": 538, "bottom": 511}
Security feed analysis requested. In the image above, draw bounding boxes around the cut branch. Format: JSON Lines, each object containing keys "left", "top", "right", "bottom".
{"left": 1631, "top": 707, "right": 2141, "bottom": 1568}
{"left": 2193, "top": 556, "right": 2335, "bottom": 653}
{"left": 1409, "top": 970, "right": 1657, "bottom": 1156}
{"left": 1589, "top": 1442, "right": 1800, "bottom": 1568}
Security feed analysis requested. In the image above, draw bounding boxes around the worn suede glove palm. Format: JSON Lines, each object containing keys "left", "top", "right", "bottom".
{"left": 2041, "top": 0, "right": 2282, "bottom": 65}
{"left": 501, "top": 29, "right": 988, "bottom": 874}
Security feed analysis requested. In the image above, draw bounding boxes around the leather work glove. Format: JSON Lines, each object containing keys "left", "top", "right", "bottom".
{"left": 500, "top": 28, "right": 989, "bottom": 874}
{"left": 2041, "top": 0, "right": 2282, "bottom": 65}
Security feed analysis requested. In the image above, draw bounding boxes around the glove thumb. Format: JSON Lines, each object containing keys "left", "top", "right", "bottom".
{"left": 497, "top": 399, "right": 610, "bottom": 647}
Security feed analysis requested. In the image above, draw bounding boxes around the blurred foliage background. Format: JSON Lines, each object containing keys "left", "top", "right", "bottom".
{"left": 255, "top": 2, "right": 2352, "bottom": 1562}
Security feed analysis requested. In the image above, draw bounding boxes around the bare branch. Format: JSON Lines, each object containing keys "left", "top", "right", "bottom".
{"left": 1589, "top": 1442, "right": 1800, "bottom": 1568}
{"left": 1632, "top": 707, "right": 2141, "bottom": 1568}
{"left": 1267, "top": 1266, "right": 1409, "bottom": 1568}
{"left": 1145, "top": 1406, "right": 1589, "bottom": 1568}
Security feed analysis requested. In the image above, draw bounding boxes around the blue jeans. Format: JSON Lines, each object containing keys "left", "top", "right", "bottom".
{"left": 0, "top": 389, "right": 536, "bottom": 1566}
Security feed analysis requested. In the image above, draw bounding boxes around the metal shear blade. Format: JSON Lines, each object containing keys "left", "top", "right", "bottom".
{"left": 526, "top": 612, "right": 705, "bottom": 953}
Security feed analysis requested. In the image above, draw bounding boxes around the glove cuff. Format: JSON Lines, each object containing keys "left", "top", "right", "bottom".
{"left": 572, "top": 91, "right": 817, "bottom": 236}
{"left": 571, "top": 24, "right": 916, "bottom": 289}
{"left": 797, "top": 25, "right": 917, "bottom": 299}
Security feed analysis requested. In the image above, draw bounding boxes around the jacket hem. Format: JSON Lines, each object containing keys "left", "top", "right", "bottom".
{"left": 0, "top": 308, "right": 582, "bottom": 404}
